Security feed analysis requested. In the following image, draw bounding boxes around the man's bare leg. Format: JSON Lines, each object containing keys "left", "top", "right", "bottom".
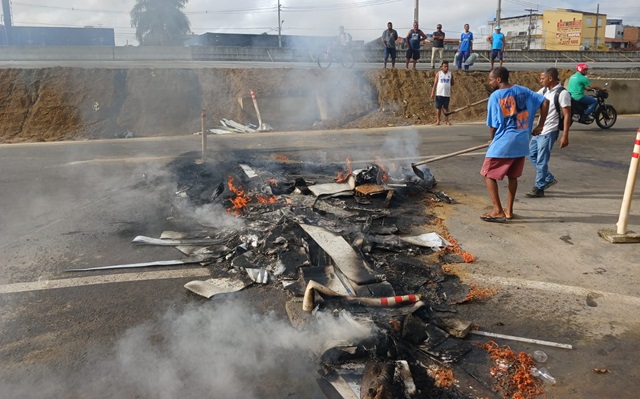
{"left": 504, "top": 176, "right": 517, "bottom": 219}
{"left": 483, "top": 177, "right": 506, "bottom": 218}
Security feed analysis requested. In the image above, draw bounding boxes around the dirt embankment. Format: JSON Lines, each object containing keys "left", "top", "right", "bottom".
{"left": 0, "top": 67, "right": 573, "bottom": 143}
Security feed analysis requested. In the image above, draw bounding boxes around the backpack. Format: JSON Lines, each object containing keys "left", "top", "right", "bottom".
{"left": 544, "top": 86, "right": 567, "bottom": 131}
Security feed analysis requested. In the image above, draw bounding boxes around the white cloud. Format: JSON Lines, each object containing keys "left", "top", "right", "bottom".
{"left": 8, "top": 0, "right": 640, "bottom": 46}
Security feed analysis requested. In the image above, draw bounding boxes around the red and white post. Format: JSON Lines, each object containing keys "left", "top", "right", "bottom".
{"left": 617, "top": 129, "right": 640, "bottom": 234}
{"left": 600, "top": 128, "right": 640, "bottom": 242}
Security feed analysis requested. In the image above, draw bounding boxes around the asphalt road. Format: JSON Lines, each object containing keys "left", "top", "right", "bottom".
{"left": 1, "top": 117, "right": 639, "bottom": 398}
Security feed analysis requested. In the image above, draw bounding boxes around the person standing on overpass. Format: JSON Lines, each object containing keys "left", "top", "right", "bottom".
{"left": 405, "top": 21, "right": 427, "bottom": 70}
{"left": 489, "top": 26, "right": 506, "bottom": 70}
{"left": 457, "top": 24, "right": 473, "bottom": 70}
{"left": 382, "top": 22, "right": 398, "bottom": 69}
{"left": 430, "top": 24, "right": 445, "bottom": 69}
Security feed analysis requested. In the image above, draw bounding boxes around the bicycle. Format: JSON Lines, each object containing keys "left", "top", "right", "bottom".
{"left": 316, "top": 42, "right": 355, "bottom": 69}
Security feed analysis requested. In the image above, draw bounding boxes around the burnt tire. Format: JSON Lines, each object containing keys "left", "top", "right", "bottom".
{"left": 595, "top": 105, "right": 617, "bottom": 129}
{"left": 317, "top": 51, "right": 332, "bottom": 69}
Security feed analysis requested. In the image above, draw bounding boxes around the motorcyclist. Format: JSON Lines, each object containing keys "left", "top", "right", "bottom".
{"left": 567, "top": 63, "right": 607, "bottom": 122}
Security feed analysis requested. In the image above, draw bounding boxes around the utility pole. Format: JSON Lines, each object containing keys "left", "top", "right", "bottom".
{"left": 525, "top": 8, "right": 535, "bottom": 50}
{"left": 496, "top": 0, "right": 502, "bottom": 27}
{"left": 1, "top": 0, "right": 12, "bottom": 45}
{"left": 593, "top": 3, "right": 600, "bottom": 51}
{"left": 414, "top": 0, "right": 419, "bottom": 23}
{"left": 277, "top": 0, "right": 282, "bottom": 48}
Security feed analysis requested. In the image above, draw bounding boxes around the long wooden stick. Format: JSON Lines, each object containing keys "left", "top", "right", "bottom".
{"left": 443, "top": 97, "right": 489, "bottom": 116}
{"left": 411, "top": 143, "right": 489, "bottom": 167}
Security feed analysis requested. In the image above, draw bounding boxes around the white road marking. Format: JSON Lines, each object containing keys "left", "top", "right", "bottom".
{"left": 0, "top": 269, "right": 211, "bottom": 295}
{"left": 469, "top": 274, "right": 640, "bottom": 306}
{"left": 65, "top": 155, "right": 175, "bottom": 165}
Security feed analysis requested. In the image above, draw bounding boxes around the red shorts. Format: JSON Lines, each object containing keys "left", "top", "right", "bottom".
{"left": 480, "top": 157, "right": 525, "bottom": 180}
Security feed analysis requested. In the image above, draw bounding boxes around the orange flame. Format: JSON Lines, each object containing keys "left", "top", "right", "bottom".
{"left": 256, "top": 195, "right": 278, "bottom": 204}
{"left": 375, "top": 157, "right": 389, "bottom": 182}
{"left": 227, "top": 176, "right": 251, "bottom": 214}
{"left": 268, "top": 178, "right": 279, "bottom": 187}
{"left": 336, "top": 157, "right": 353, "bottom": 183}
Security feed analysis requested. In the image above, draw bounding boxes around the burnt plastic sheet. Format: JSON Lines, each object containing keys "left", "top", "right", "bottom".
{"left": 301, "top": 266, "right": 352, "bottom": 296}
{"left": 299, "top": 224, "right": 383, "bottom": 285}
{"left": 422, "top": 337, "right": 474, "bottom": 363}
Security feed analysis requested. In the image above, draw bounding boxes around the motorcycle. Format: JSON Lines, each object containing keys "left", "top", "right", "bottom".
{"left": 571, "top": 83, "right": 617, "bottom": 129}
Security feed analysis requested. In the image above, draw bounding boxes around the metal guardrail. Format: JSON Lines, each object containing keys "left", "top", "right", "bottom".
{"left": 0, "top": 45, "right": 639, "bottom": 64}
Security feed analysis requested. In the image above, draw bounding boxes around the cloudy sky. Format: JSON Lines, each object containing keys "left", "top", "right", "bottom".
{"left": 7, "top": 0, "right": 640, "bottom": 46}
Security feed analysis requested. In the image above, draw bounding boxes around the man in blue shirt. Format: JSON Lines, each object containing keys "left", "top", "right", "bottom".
{"left": 480, "top": 67, "right": 549, "bottom": 222}
{"left": 457, "top": 24, "right": 473, "bottom": 70}
{"left": 489, "top": 26, "right": 506, "bottom": 70}
{"left": 405, "top": 21, "right": 427, "bottom": 70}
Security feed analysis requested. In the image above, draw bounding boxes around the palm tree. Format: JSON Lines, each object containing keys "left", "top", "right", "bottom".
{"left": 130, "top": 0, "right": 191, "bottom": 46}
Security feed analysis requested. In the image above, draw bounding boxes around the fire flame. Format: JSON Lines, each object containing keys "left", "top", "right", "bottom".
{"left": 268, "top": 178, "right": 279, "bottom": 187}
{"left": 375, "top": 157, "right": 389, "bottom": 182}
{"left": 227, "top": 176, "right": 251, "bottom": 213}
{"left": 256, "top": 195, "right": 278, "bottom": 204}
{"left": 336, "top": 157, "right": 353, "bottom": 183}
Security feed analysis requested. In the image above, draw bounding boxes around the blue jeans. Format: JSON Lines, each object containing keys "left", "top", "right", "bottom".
{"left": 457, "top": 50, "right": 470, "bottom": 70}
{"left": 577, "top": 95, "right": 597, "bottom": 116}
{"left": 529, "top": 131, "right": 558, "bottom": 190}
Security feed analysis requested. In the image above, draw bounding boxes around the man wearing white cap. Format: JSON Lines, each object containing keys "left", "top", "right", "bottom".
{"left": 489, "top": 26, "right": 506, "bottom": 70}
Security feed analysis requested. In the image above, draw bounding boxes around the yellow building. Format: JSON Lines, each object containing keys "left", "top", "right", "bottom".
{"left": 543, "top": 9, "right": 607, "bottom": 50}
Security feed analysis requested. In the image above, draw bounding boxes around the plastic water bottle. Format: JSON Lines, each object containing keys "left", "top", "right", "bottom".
{"left": 532, "top": 350, "right": 548, "bottom": 363}
{"left": 531, "top": 367, "right": 556, "bottom": 385}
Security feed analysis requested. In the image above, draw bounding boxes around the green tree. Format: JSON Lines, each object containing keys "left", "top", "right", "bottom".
{"left": 130, "top": 0, "right": 191, "bottom": 46}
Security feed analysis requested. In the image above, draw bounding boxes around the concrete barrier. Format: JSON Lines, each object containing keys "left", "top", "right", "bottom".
{"left": 115, "top": 46, "right": 191, "bottom": 61}
{"left": 0, "top": 45, "right": 115, "bottom": 61}
{"left": 591, "top": 78, "right": 640, "bottom": 115}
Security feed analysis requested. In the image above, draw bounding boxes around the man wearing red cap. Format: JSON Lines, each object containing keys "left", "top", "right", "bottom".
{"left": 568, "top": 63, "right": 606, "bottom": 122}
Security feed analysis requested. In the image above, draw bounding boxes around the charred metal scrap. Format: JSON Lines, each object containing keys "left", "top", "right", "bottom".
{"left": 90, "top": 152, "right": 496, "bottom": 398}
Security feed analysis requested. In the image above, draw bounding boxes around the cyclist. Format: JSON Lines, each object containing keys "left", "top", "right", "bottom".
{"left": 567, "top": 63, "right": 607, "bottom": 122}
{"left": 338, "top": 26, "right": 352, "bottom": 49}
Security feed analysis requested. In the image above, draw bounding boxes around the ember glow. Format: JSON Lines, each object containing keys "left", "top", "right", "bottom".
{"left": 227, "top": 176, "right": 251, "bottom": 213}
{"left": 268, "top": 178, "right": 279, "bottom": 187}
{"left": 336, "top": 157, "right": 353, "bottom": 183}
{"left": 256, "top": 195, "right": 278, "bottom": 204}
{"left": 375, "top": 157, "right": 389, "bottom": 182}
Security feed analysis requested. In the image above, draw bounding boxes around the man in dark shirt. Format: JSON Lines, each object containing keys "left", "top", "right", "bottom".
{"left": 431, "top": 24, "right": 445, "bottom": 69}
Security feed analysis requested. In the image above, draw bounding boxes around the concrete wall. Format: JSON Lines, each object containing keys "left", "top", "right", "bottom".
{"left": 590, "top": 78, "right": 640, "bottom": 115}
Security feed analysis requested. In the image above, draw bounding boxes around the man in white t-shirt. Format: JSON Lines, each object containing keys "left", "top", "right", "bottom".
{"left": 526, "top": 67, "right": 571, "bottom": 198}
{"left": 430, "top": 60, "right": 454, "bottom": 125}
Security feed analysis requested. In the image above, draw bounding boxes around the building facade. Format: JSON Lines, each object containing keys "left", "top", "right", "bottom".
{"left": 487, "top": 13, "right": 544, "bottom": 50}
{"left": 542, "top": 9, "right": 607, "bottom": 50}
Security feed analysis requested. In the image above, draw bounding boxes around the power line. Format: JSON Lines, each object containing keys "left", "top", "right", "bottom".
{"left": 13, "top": 2, "right": 126, "bottom": 14}
{"left": 283, "top": 0, "right": 402, "bottom": 12}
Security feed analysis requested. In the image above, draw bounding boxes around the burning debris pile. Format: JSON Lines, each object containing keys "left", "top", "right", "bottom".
{"left": 69, "top": 151, "right": 552, "bottom": 399}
